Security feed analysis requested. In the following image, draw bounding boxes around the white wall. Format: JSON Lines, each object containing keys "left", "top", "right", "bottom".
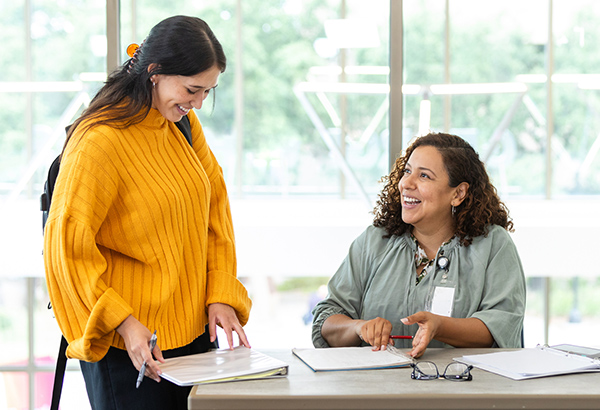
{"left": 3, "top": 197, "right": 599, "bottom": 279}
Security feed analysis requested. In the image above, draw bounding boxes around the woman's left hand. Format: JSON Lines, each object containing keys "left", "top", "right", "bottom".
{"left": 401, "top": 311, "right": 443, "bottom": 358}
{"left": 208, "top": 303, "right": 251, "bottom": 349}
{"left": 402, "top": 312, "right": 495, "bottom": 358}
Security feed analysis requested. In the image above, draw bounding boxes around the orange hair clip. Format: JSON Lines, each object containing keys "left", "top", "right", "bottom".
{"left": 126, "top": 43, "right": 139, "bottom": 58}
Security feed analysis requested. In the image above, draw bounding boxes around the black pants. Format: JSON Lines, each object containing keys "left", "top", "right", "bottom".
{"left": 80, "top": 327, "right": 217, "bottom": 410}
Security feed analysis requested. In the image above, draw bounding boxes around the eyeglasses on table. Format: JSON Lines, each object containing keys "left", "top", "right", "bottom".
{"left": 410, "top": 361, "right": 473, "bottom": 381}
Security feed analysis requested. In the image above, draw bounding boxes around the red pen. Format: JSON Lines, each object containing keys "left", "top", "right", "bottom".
{"left": 389, "top": 335, "right": 413, "bottom": 340}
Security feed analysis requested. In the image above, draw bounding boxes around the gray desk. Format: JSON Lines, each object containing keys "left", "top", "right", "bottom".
{"left": 188, "top": 348, "right": 600, "bottom": 410}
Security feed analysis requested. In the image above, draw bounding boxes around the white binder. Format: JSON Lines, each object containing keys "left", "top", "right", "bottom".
{"left": 159, "top": 347, "right": 288, "bottom": 386}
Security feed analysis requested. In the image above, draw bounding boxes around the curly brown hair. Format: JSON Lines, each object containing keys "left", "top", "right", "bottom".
{"left": 373, "top": 132, "right": 513, "bottom": 246}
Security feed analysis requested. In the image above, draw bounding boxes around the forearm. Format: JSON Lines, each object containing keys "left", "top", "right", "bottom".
{"left": 436, "top": 317, "right": 494, "bottom": 347}
{"left": 321, "top": 314, "right": 365, "bottom": 347}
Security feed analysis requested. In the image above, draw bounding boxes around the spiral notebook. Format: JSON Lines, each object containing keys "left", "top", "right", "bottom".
{"left": 455, "top": 345, "right": 600, "bottom": 380}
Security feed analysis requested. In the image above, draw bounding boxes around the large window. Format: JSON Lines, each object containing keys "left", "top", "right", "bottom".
{"left": 1, "top": 1, "right": 107, "bottom": 408}
{"left": 2, "top": 1, "right": 600, "bottom": 408}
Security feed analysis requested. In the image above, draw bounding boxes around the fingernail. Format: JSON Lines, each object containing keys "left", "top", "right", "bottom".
{"left": 401, "top": 318, "right": 408, "bottom": 324}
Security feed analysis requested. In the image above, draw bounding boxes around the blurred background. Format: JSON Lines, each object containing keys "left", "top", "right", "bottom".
{"left": 2, "top": 0, "right": 600, "bottom": 408}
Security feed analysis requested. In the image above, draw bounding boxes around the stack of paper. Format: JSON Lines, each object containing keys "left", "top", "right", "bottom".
{"left": 159, "top": 347, "right": 288, "bottom": 386}
{"left": 292, "top": 346, "right": 413, "bottom": 372}
{"left": 456, "top": 345, "right": 600, "bottom": 380}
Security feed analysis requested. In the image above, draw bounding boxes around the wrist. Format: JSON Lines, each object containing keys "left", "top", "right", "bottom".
{"left": 116, "top": 314, "right": 135, "bottom": 337}
{"left": 354, "top": 320, "right": 366, "bottom": 339}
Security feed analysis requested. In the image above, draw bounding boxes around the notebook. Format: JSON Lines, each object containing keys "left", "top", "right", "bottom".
{"left": 292, "top": 346, "right": 413, "bottom": 372}
{"left": 455, "top": 344, "right": 600, "bottom": 380}
{"left": 159, "top": 346, "right": 288, "bottom": 386}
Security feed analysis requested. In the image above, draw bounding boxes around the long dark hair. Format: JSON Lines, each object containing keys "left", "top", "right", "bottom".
{"left": 63, "top": 15, "right": 226, "bottom": 151}
{"left": 373, "top": 132, "right": 513, "bottom": 246}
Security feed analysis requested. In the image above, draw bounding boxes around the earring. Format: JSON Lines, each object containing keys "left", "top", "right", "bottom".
{"left": 152, "top": 81, "right": 156, "bottom": 89}
{"left": 452, "top": 205, "right": 456, "bottom": 216}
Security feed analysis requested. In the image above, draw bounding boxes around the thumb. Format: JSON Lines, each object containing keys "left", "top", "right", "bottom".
{"left": 401, "top": 311, "right": 425, "bottom": 325}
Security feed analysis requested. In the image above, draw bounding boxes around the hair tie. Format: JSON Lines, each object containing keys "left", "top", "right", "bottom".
{"left": 126, "top": 43, "right": 139, "bottom": 58}
{"left": 126, "top": 43, "right": 143, "bottom": 74}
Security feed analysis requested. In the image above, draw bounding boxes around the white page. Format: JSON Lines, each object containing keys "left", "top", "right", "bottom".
{"left": 292, "top": 346, "right": 412, "bottom": 371}
{"left": 458, "top": 347, "right": 600, "bottom": 379}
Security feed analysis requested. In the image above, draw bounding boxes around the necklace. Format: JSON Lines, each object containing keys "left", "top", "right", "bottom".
{"left": 415, "top": 245, "right": 434, "bottom": 285}
{"left": 413, "top": 237, "right": 452, "bottom": 285}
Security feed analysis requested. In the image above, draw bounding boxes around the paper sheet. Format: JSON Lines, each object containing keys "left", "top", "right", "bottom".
{"left": 292, "top": 346, "right": 413, "bottom": 372}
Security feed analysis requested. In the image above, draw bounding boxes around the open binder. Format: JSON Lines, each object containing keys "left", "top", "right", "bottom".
{"left": 159, "top": 347, "right": 288, "bottom": 386}
{"left": 455, "top": 344, "right": 600, "bottom": 380}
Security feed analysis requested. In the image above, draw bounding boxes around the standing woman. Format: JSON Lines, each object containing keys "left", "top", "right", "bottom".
{"left": 44, "top": 15, "right": 252, "bottom": 409}
{"left": 312, "top": 132, "right": 525, "bottom": 358}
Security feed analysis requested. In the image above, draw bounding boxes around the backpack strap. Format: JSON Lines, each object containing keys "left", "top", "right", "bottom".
{"left": 175, "top": 114, "right": 193, "bottom": 147}
{"left": 50, "top": 336, "right": 68, "bottom": 410}
{"left": 41, "top": 155, "right": 61, "bottom": 231}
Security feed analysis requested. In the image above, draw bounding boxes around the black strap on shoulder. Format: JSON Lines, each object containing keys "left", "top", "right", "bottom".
{"left": 41, "top": 155, "right": 61, "bottom": 231}
{"left": 176, "top": 114, "right": 192, "bottom": 147}
{"left": 42, "top": 125, "right": 71, "bottom": 231}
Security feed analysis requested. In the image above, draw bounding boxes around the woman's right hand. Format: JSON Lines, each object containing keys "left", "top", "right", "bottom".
{"left": 356, "top": 317, "right": 393, "bottom": 351}
{"left": 116, "top": 315, "right": 165, "bottom": 382}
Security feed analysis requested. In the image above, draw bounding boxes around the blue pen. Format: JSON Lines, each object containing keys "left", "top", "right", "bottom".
{"left": 136, "top": 330, "right": 157, "bottom": 388}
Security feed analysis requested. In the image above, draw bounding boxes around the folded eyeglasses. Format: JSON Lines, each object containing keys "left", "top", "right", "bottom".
{"left": 410, "top": 361, "right": 473, "bottom": 381}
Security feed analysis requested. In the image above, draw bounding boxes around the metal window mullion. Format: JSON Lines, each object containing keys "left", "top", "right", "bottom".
{"left": 443, "top": 0, "right": 451, "bottom": 133}
{"left": 546, "top": 0, "right": 554, "bottom": 200}
{"left": 389, "top": 0, "right": 404, "bottom": 171}
{"left": 25, "top": 0, "right": 33, "bottom": 200}
{"left": 542, "top": 1, "right": 554, "bottom": 346}
{"left": 234, "top": 0, "right": 244, "bottom": 196}
{"left": 106, "top": 0, "right": 120, "bottom": 73}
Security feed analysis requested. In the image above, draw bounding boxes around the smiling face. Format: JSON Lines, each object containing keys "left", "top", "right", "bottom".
{"left": 399, "top": 145, "right": 467, "bottom": 237}
{"left": 150, "top": 65, "right": 221, "bottom": 122}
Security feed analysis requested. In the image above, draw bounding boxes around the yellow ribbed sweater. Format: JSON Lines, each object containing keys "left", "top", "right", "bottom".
{"left": 44, "top": 108, "right": 251, "bottom": 362}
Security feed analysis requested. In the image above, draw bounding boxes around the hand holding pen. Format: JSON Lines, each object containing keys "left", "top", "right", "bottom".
{"left": 136, "top": 330, "right": 158, "bottom": 388}
{"left": 356, "top": 317, "right": 414, "bottom": 351}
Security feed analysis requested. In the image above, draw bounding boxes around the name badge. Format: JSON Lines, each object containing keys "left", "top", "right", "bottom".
{"left": 430, "top": 286, "right": 455, "bottom": 317}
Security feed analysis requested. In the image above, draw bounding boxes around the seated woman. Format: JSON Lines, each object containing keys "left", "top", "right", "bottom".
{"left": 312, "top": 132, "right": 525, "bottom": 358}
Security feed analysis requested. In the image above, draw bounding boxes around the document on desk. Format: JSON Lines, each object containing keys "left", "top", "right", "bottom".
{"left": 159, "top": 346, "right": 288, "bottom": 386}
{"left": 456, "top": 345, "right": 600, "bottom": 380}
{"left": 292, "top": 346, "right": 413, "bottom": 372}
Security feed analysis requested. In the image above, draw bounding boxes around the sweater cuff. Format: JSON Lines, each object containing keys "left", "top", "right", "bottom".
{"left": 206, "top": 270, "right": 252, "bottom": 326}
{"left": 66, "top": 288, "right": 133, "bottom": 362}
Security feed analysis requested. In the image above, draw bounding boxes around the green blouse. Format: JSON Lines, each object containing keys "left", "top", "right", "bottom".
{"left": 312, "top": 224, "right": 526, "bottom": 349}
